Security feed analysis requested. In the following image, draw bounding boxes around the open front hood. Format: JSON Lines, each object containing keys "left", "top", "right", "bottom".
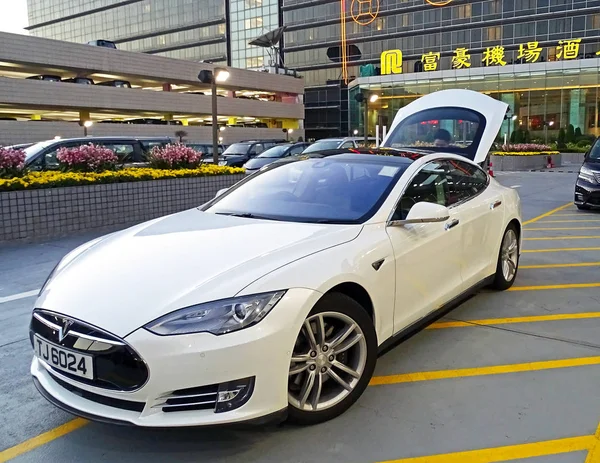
{"left": 380, "top": 89, "right": 508, "bottom": 164}
{"left": 36, "top": 209, "right": 361, "bottom": 337}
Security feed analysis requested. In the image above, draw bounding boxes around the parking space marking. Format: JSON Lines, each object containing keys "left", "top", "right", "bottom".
{"left": 0, "top": 289, "right": 39, "bottom": 304}
{"left": 508, "top": 283, "right": 600, "bottom": 291}
{"left": 522, "top": 203, "right": 574, "bottom": 226}
{"left": 369, "top": 356, "right": 600, "bottom": 386}
{"left": 376, "top": 435, "right": 594, "bottom": 463}
{"left": 524, "top": 227, "right": 600, "bottom": 231}
{"left": 428, "top": 312, "right": 600, "bottom": 329}
{"left": 539, "top": 220, "right": 600, "bottom": 224}
{"left": 523, "top": 247, "right": 600, "bottom": 253}
{"left": 584, "top": 422, "right": 600, "bottom": 463}
{"left": 0, "top": 418, "right": 87, "bottom": 463}
{"left": 524, "top": 236, "right": 600, "bottom": 241}
{"left": 520, "top": 262, "right": 600, "bottom": 269}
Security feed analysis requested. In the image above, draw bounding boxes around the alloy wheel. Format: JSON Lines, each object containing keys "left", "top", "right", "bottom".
{"left": 501, "top": 229, "right": 518, "bottom": 281}
{"left": 288, "top": 312, "right": 367, "bottom": 412}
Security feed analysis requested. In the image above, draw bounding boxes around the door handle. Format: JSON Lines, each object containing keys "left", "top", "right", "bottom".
{"left": 490, "top": 200, "right": 502, "bottom": 210}
{"left": 445, "top": 219, "right": 459, "bottom": 231}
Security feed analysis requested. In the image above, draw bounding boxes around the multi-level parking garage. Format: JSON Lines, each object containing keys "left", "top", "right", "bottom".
{"left": 0, "top": 32, "right": 305, "bottom": 145}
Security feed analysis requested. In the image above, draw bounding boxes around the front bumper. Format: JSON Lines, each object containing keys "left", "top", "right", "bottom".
{"left": 31, "top": 288, "right": 320, "bottom": 427}
{"left": 574, "top": 177, "right": 600, "bottom": 208}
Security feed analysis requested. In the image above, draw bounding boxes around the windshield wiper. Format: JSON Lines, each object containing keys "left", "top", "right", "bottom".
{"left": 215, "top": 212, "right": 276, "bottom": 220}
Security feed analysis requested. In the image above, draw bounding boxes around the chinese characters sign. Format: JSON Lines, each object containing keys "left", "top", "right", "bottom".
{"left": 381, "top": 38, "right": 592, "bottom": 75}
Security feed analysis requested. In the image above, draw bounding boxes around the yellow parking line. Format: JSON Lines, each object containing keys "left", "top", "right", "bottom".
{"left": 524, "top": 227, "right": 600, "bottom": 231}
{"left": 520, "top": 262, "right": 600, "bottom": 269}
{"left": 585, "top": 421, "right": 600, "bottom": 463}
{"left": 376, "top": 435, "right": 594, "bottom": 463}
{"left": 524, "top": 236, "right": 600, "bottom": 241}
{"left": 369, "top": 356, "right": 600, "bottom": 386}
{"left": 539, "top": 220, "right": 600, "bottom": 223}
{"left": 523, "top": 247, "right": 600, "bottom": 253}
{"left": 508, "top": 283, "right": 600, "bottom": 291}
{"left": 0, "top": 418, "right": 87, "bottom": 463}
{"left": 555, "top": 213, "right": 598, "bottom": 217}
{"left": 522, "top": 203, "right": 573, "bottom": 226}
{"left": 428, "top": 312, "right": 600, "bottom": 329}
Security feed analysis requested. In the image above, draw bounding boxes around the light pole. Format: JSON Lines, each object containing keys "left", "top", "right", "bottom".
{"left": 544, "top": 120, "right": 554, "bottom": 145}
{"left": 354, "top": 92, "right": 378, "bottom": 145}
{"left": 198, "top": 67, "right": 230, "bottom": 164}
{"left": 79, "top": 120, "right": 93, "bottom": 137}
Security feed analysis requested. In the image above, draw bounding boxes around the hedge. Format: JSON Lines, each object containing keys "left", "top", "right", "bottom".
{"left": 0, "top": 165, "right": 244, "bottom": 191}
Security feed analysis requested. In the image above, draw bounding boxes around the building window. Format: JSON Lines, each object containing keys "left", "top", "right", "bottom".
{"left": 246, "top": 56, "right": 264, "bottom": 68}
{"left": 455, "top": 4, "right": 472, "bottom": 19}
{"left": 245, "top": 0, "right": 263, "bottom": 6}
{"left": 244, "top": 17, "right": 263, "bottom": 29}
{"left": 484, "top": 26, "right": 501, "bottom": 41}
{"left": 592, "top": 14, "right": 600, "bottom": 29}
{"left": 376, "top": 17, "right": 384, "bottom": 31}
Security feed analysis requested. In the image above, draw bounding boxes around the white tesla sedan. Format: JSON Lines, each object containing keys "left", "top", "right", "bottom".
{"left": 30, "top": 90, "right": 521, "bottom": 427}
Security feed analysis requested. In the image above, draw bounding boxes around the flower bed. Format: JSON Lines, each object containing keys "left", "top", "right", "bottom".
{"left": 0, "top": 165, "right": 243, "bottom": 191}
{"left": 491, "top": 143, "right": 559, "bottom": 156}
{"left": 0, "top": 147, "right": 26, "bottom": 178}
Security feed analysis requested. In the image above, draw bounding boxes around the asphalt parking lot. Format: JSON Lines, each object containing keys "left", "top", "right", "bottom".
{"left": 2, "top": 171, "right": 600, "bottom": 463}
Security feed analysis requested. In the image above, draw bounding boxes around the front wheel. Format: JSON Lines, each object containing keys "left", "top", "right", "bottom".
{"left": 287, "top": 293, "right": 377, "bottom": 425}
{"left": 491, "top": 225, "right": 519, "bottom": 290}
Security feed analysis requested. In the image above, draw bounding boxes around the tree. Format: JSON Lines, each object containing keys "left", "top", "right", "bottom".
{"left": 557, "top": 128, "right": 566, "bottom": 149}
{"left": 175, "top": 130, "right": 188, "bottom": 143}
{"left": 575, "top": 127, "right": 582, "bottom": 139}
{"left": 523, "top": 129, "right": 531, "bottom": 143}
{"left": 510, "top": 130, "right": 517, "bottom": 143}
{"left": 566, "top": 124, "right": 575, "bottom": 143}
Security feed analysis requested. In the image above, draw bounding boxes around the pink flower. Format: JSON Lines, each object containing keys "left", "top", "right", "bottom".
{"left": 57, "top": 144, "right": 118, "bottom": 172}
{"left": 148, "top": 143, "right": 201, "bottom": 169}
{"left": 0, "top": 147, "right": 26, "bottom": 177}
{"left": 500, "top": 143, "right": 552, "bottom": 152}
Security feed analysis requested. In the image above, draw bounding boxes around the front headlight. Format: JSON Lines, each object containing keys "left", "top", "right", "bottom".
{"left": 218, "top": 160, "right": 227, "bottom": 166}
{"left": 579, "top": 166, "right": 596, "bottom": 183}
{"left": 144, "top": 291, "right": 286, "bottom": 336}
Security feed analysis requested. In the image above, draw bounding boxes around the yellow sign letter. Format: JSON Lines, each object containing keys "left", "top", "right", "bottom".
{"left": 482, "top": 46, "right": 507, "bottom": 66}
{"left": 557, "top": 38, "right": 582, "bottom": 60}
{"left": 517, "top": 41, "right": 542, "bottom": 63}
{"left": 421, "top": 51, "right": 441, "bottom": 71}
{"left": 452, "top": 47, "right": 471, "bottom": 69}
{"left": 381, "top": 49, "right": 403, "bottom": 75}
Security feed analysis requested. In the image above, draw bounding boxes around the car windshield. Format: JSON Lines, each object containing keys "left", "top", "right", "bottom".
{"left": 302, "top": 141, "right": 343, "bottom": 153}
{"left": 205, "top": 157, "right": 409, "bottom": 224}
{"left": 589, "top": 139, "right": 600, "bottom": 160}
{"left": 223, "top": 143, "right": 251, "bottom": 155}
{"left": 257, "top": 145, "right": 289, "bottom": 158}
{"left": 383, "top": 107, "right": 485, "bottom": 158}
{"left": 23, "top": 140, "right": 57, "bottom": 161}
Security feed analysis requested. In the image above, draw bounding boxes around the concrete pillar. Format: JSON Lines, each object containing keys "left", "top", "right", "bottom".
{"left": 569, "top": 89, "right": 586, "bottom": 133}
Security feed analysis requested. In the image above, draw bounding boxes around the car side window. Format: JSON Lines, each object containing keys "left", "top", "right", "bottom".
{"left": 393, "top": 162, "right": 449, "bottom": 220}
{"left": 444, "top": 160, "right": 489, "bottom": 206}
{"left": 249, "top": 144, "right": 264, "bottom": 155}
{"left": 340, "top": 141, "right": 354, "bottom": 149}
{"left": 101, "top": 143, "right": 136, "bottom": 162}
{"left": 289, "top": 144, "right": 306, "bottom": 155}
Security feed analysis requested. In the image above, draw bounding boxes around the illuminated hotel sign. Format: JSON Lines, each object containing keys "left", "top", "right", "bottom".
{"left": 380, "top": 38, "right": 600, "bottom": 75}
{"left": 425, "top": 0, "right": 453, "bottom": 5}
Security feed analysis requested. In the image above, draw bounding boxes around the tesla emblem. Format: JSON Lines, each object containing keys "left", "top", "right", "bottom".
{"left": 425, "top": 0, "right": 453, "bottom": 5}
{"left": 57, "top": 319, "right": 74, "bottom": 343}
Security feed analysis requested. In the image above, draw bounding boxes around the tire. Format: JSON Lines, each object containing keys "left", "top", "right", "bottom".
{"left": 577, "top": 204, "right": 591, "bottom": 210}
{"left": 287, "top": 292, "right": 377, "bottom": 425}
{"left": 491, "top": 224, "right": 520, "bottom": 290}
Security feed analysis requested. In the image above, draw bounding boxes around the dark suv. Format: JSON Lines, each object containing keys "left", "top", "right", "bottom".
{"left": 215, "top": 140, "right": 284, "bottom": 167}
{"left": 23, "top": 136, "right": 172, "bottom": 170}
{"left": 575, "top": 137, "right": 600, "bottom": 210}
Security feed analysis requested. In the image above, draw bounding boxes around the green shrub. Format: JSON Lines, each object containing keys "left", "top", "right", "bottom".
{"left": 566, "top": 124, "right": 575, "bottom": 143}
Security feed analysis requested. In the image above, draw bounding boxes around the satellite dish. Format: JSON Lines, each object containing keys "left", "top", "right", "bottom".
{"left": 248, "top": 26, "right": 286, "bottom": 48}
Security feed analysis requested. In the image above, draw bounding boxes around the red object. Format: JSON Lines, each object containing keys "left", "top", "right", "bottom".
{"left": 488, "top": 160, "right": 494, "bottom": 177}
{"left": 547, "top": 155, "right": 554, "bottom": 169}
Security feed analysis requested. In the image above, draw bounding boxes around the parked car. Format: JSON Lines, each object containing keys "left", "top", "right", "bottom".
{"left": 301, "top": 137, "right": 362, "bottom": 154}
{"left": 96, "top": 80, "right": 132, "bottom": 88}
{"left": 63, "top": 77, "right": 94, "bottom": 85}
{"left": 243, "top": 142, "right": 311, "bottom": 174}
{"left": 88, "top": 40, "right": 117, "bottom": 49}
{"left": 216, "top": 140, "right": 285, "bottom": 167}
{"left": 29, "top": 89, "right": 521, "bottom": 427}
{"left": 26, "top": 75, "right": 61, "bottom": 82}
{"left": 185, "top": 142, "right": 225, "bottom": 158}
{"left": 23, "top": 136, "right": 172, "bottom": 169}
{"left": 575, "top": 136, "right": 600, "bottom": 210}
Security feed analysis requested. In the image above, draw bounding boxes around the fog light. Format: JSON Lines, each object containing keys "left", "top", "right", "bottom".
{"left": 215, "top": 376, "right": 255, "bottom": 413}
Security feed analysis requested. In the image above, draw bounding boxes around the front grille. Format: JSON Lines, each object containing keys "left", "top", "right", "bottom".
{"left": 30, "top": 309, "right": 149, "bottom": 391}
{"left": 49, "top": 372, "right": 145, "bottom": 412}
{"left": 156, "top": 383, "right": 219, "bottom": 413}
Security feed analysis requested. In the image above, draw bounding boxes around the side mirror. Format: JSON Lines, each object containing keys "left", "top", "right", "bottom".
{"left": 215, "top": 188, "right": 228, "bottom": 198}
{"left": 389, "top": 202, "right": 450, "bottom": 226}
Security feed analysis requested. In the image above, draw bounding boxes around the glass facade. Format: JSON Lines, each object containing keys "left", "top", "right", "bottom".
{"left": 230, "top": 0, "right": 281, "bottom": 69}
{"left": 27, "top": 0, "right": 227, "bottom": 63}
{"left": 350, "top": 59, "right": 600, "bottom": 144}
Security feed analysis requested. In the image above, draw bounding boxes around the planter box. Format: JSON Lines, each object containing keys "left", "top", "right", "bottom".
{"left": 490, "top": 153, "right": 562, "bottom": 171}
{"left": 0, "top": 174, "right": 245, "bottom": 243}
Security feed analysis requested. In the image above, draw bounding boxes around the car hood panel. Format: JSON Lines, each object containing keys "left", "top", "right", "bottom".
{"left": 37, "top": 209, "right": 360, "bottom": 336}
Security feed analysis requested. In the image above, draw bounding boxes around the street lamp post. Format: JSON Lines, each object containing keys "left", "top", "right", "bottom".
{"left": 354, "top": 92, "right": 378, "bottom": 145}
{"left": 79, "top": 120, "right": 93, "bottom": 137}
{"left": 198, "top": 67, "right": 230, "bottom": 164}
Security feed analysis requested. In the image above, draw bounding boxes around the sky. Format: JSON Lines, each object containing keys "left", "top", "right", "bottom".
{"left": 0, "top": 0, "right": 29, "bottom": 34}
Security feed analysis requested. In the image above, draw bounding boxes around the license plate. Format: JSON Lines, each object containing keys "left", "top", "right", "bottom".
{"left": 33, "top": 334, "right": 94, "bottom": 380}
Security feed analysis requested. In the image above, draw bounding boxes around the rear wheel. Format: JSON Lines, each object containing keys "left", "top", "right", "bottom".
{"left": 491, "top": 225, "right": 519, "bottom": 290}
{"left": 287, "top": 293, "right": 377, "bottom": 425}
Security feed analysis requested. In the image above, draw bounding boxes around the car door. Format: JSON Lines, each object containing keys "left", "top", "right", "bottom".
{"left": 443, "top": 159, "right": 506, "bottom": 287}
{"left": 386, "top": 161, "right": 464, "bottom": 332}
